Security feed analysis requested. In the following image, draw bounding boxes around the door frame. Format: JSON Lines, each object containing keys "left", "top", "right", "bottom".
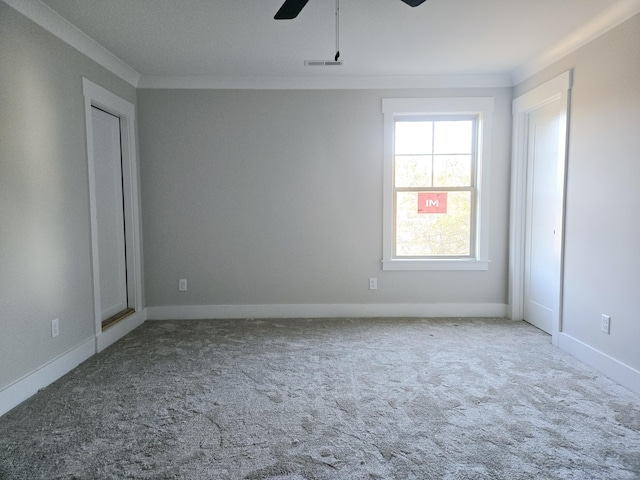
{"left": 82, "top": 78, "right": 143, "bottom": 343}
{"left": 509, "top": 70, "right": 572, "bottom": 345}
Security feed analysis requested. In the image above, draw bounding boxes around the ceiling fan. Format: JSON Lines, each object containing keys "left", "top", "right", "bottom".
{"left": 275, "top": 0, "right": 427, "bottom": 19}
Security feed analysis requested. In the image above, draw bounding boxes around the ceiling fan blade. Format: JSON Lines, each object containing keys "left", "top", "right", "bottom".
{"left": 274, "top": 0, "right": 311, "bottom": 19}
{"left": 400, "top": 0, "right": 427, "bottom": 6}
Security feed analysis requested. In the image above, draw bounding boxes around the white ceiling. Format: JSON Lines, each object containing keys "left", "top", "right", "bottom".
{"left": 31, "top": 0, "right": 630, "bottom": 86}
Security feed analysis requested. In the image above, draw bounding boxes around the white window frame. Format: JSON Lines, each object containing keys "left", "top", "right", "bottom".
{"left": 382, "top": 97, "right": 494, "bottom": 271}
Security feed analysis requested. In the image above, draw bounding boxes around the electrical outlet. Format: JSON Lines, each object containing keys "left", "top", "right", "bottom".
{"left": 178, "top": 279, "right": 188, "bottom": 291}
{"left": 369, "top": 277, "right": 378, "bottom": 290}
{"left": 51, "top": 319, "right": 59, "bottom": 338}
{"left": 601, "top": 314, "right": 611, "bottom": 334}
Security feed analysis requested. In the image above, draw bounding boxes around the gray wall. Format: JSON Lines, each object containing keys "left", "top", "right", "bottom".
{"left": 0, "top": 3, "right": 138, "bottom": 389}
{"left": 515, "top": 13, "right": 640, "bottom": 371}
{"left": 137, "top": 88, "right": 512, "bottom": 308}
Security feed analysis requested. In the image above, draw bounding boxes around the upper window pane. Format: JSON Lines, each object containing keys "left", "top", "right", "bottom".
{"left": 395, "top": 155, "right": 432, "bottom": 188}
{"left": 395, "top": 121, "right": 433, "bottom": 155}
{"left": 433, "top": 155, "right": 472, "bottom": 187}
{"left": 433, "top": 121, "right": 473, "bottom": 154}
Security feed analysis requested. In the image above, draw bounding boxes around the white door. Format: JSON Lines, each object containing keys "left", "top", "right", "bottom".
{"left": 91, "top": 106, "right": 128, "bottom": 321}
{"left": 523, "top": 101, "right": 562, "bottom": 334}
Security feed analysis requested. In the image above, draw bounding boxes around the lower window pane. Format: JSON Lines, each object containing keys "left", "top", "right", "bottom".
{"left": 395, "top": 191, "right": 471, "bottom": 257}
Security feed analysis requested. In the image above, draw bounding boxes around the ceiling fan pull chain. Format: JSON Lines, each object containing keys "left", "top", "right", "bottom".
{"left": 335, "top": 0, "right": 340, "bottom": 61}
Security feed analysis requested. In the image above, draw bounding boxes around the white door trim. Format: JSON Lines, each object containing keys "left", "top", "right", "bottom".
{"left": 83, "top": 78, "right": 143, "bottom": 338}
{"left": 509, "top": 71, "right": 572, "bottom": 345}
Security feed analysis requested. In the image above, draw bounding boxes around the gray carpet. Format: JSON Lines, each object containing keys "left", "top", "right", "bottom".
{"left": 1, "top": 317, "right": 639, "bottom": 479}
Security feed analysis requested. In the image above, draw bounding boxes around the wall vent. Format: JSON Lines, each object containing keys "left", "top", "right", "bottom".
{"left": 304, "top": 60, "right": 344, "bottom": 66}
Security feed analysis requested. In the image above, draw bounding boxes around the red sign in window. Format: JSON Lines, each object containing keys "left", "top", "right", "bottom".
{"left": 418, "top": 192, "right": 448, "bottom": 214}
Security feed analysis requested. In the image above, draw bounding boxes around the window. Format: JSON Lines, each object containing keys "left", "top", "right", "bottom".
{"left": 382, "top": 98, "right": 494, "bottom": 271}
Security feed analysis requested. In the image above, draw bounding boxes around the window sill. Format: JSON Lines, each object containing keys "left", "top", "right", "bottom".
{"left": 382, "top": 258, "right": 490, "bottom": 271}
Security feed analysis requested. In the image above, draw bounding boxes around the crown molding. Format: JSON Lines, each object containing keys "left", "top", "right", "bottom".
{"left": 137, "top": 73, "right": 513, "bottom": 90}
{"left": 3, "top": 0, "right": 141, "bottom": 87}
{"left": 511, "top": 0, "right": 640, "bottom": 85}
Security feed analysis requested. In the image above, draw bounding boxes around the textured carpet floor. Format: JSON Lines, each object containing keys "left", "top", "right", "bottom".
{"left": 1, "top": 317, "right": 639, "bottom": 479}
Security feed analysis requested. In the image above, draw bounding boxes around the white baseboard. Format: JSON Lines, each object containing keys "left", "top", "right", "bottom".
{"left": 96, "top": 308, "right": 147, "bottom": 353}
{"left": 0, "top": 337, "right": 95, "bottom": 417}
{"left": 558, "top": 332, "right": 640, "bottom": 396}
{"left": 147, "top": 303, "right": 508, "bottom": 320}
